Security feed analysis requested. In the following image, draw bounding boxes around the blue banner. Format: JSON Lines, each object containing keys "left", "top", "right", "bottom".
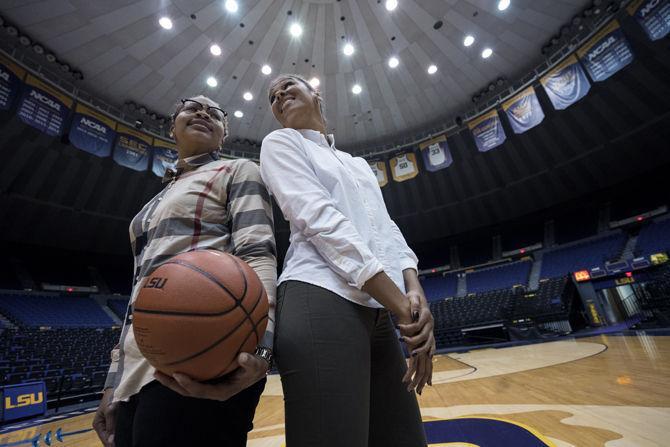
{"left": 628, "top": 0, "right": 670, "bottom": 41}
{"left": 0, "top": 53, "right": 26, "bottom": 111}
{"left": 540, "top": 55, "right": 591, "bottom": 110}
{"left": 1, "top": 382, "right": 46, "bottom": 422}
{"left": 502, "top": 87, "right": 545, "bottom": 134}
{"left": 577, "top": 20, "right": 634, "bottom": 82}
{"left": 419, "top": 135, "right": 453, "bottom": 171}
{"left": 152, "top": 138, "right": 179, "bottom": 178}
{"left": 113, "top": 124, "right": 152, "bottom": 171}
{"left": 69, "top": 103, "right": 117, "bottom": 157}
{"left": 467, "top": 110, "right": 506, "bottom": 152}
{"left": 17, "top": 74, "right": 72, "bottom": 136}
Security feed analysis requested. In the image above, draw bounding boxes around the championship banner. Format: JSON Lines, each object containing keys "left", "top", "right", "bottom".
{"left": 390, "top": 152, "right": 419, "bottom": 182}
{"left": 0, "top": 52, "right": 26, "bottom": 111}
{"left": 540, "top": 55, "right": 591, "bottom": 110}
{"left": 627, "top": 0, "right": 670, "bottom": 41}
{"left": 502, "top": 86, "right": 545, "bottom": 134}
{"left": 17, "top": 74, "right": 72, "bottom": 136}
{"left": 152, "top": 138, "right": 179, "bottom": 178}
{"left": 113, "top": 124, "right": 152, "bottom": 171}
{"left": 368, "top": 160, "right": 389, "bottom": 188}
{"left": 69, "top": 103, "right": 117, "bottom": 157}
{"left": 419, "top": 135, "right": 452, "bottom": 172}
{"left": 577, "top": 20, "right": 634, "bottom": 83}
{"left": 467, "top": 109, "right": 506, "bottom": 152}
{"left": 1, "top": 382, "right": 46, "bottom": 422}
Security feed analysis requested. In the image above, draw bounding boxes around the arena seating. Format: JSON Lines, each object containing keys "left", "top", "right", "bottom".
{"left": 465, "top": 260, "right": 532, "bottom": 294}
{"left": 0, "top": 294, "right": 115, "bottom": 327}
{"left": 420, "top": 274, "right": 458, "bottom": 301}
{"left": 635, "top": 218, "right": 670, "bottom": 257}
{"left": 107, "top": 298, "right": 130, "bottom": 320}
{"left": 540, "top": 232, "right": 627, "bottom": 279}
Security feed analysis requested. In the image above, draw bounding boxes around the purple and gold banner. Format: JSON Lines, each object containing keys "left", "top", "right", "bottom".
{"left": 69, "top": 103, "right": 117, "bottom": 157}
{"left": 467, "top": 109, "right": 506, "bottom": 152}
{"left": 113, "top": 124, "right": 152, "bottom": 172}
{"left": 502, "top": 87, "right": 545, "bottom": 134}
{"left": 390, "top": 152, "right": 419, "bottom": 182}
{"left": 627, "top": 0, "right": 670, "bottom": 41}
{"left": 540, "top": 55, "right": 591, "bottom": 110}
{"left": 419, "top": 135, "right": 453, "bottom": 172}
{"left": 368, "top": 160, "right": 389, "bottom": 188}
{"left": 17, "top": 74, "right": 72, "bottom": 136}
{"left": 577, "top": 20, "right": 634, "bottom": 83}
{"left": 152, "top": 138, "right": 179, "bottom": 178}
{"left": 0, "top": 52, "right": 26, "bottom": 111}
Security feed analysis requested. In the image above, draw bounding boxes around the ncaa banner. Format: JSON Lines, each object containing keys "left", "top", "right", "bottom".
{"left": 627, "top": 0, "right": 670, "bottom": 40}
{"left": 1, "top": 381, "right": 46, "bottom": 422}
{"left": 502, "top": 86, "right": 545, "bottom": 134}
{"left": 69, "top": 103, "right": 117, "bottom": 157}
{"left": 540, "top": 55, "right": 591, "bottom": 110}
{"left": 17, "top": 74, "right": 72, "bottom": 136}
{"left": 152, "top": 138, "right": 179, "bottom": 178}
{"left": 419, "top": 135, "right": 452, "bottom": 172}
{"left": 577, "top": 20, "right": 634, "bottom": 82}
{"left": 113, "top": 124, "right": 152, "bottom": 171}
{"left": 0, "top": 52, "right": 26, "bottom": 111}
{"left": 368, "top": 160, "right": 389, "bottom": 188}
{"left": 467, "top": 109, "right": 506, "bottom": 152}
{"left": 390, "top": 152, "right": 419, "bottom": 182}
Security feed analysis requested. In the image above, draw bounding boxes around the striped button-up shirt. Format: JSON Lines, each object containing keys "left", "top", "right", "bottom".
{"left": 106, "top": 152, "right": 277, "bottom": 403}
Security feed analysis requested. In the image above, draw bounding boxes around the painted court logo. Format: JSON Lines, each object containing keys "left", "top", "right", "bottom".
{"left": 424, "top": 418, "right": 554, "bottom": 446}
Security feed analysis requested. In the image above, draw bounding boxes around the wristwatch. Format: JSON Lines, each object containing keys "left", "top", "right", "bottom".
{"left": 254, "top": 346, "right": 274, "bottom": 367}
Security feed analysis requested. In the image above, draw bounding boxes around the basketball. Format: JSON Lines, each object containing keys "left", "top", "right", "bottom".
{"left": 132, "top": 249, "right": 269, "bottom": 381}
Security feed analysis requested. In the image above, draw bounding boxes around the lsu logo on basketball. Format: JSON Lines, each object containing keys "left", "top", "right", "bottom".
{"left": 4, "top": 392, "right": 44, "bottom": 409}
{"left": 144, "top": 277, "right": 168, "bottom": 289}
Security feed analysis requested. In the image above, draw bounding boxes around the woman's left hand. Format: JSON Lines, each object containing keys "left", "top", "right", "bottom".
{"left": 154, "top": 352, "right": 268, "bottom": 401}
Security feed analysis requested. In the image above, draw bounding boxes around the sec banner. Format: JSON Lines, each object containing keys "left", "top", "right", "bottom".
{"left": 0, "top": 52, "right": 26, "bottom": 111}
{"left": 17, "top": 74, "right": 72, "bottom": 136}
{"left": 502, "top": 87, "right": 545, "bottom": 134}
{"left": 577, "top": 20, "right": 634, "bottom": 82}
{"left": 419, "top": 135, "right": 452, "bottom": 172}
{"left": 467, "top": 109, "right": 506, "bottom": 152}
{"left": 113, "top": 124, "right": 152, "bottom": 171}
{"left": 540, "top": 55, "right": 591, "bottom": 111}
{"left": 69, "top": 103, "right": 117, "bottom": 157}
{"left": 628, "top": 0, "right": 670, "bottom": 41}
{"left": 390, "top": 152, "right": 419, "bottom": 182}
{"left": 152, "top": 138, "right": 179, "bottom": 178}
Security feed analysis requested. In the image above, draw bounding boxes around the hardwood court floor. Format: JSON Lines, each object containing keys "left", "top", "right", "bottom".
{"left": 1, "top": 334, "right": 668, "bottom": 446}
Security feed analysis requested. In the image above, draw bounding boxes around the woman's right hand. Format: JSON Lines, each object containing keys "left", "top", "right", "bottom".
{"left": 92, "top": 388, "right": 117, "bottom": 447}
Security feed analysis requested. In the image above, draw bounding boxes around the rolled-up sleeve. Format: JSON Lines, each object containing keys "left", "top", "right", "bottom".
{"left": 260, "top": 129, "right": 383, "bottom": 289}
{"left": 389, "top": 219, "right": 419, "bottom": 272}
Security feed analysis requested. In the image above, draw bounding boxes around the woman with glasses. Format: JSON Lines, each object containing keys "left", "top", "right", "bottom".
{"left": 92, "top": 96, "right": 277, "bottom": 447}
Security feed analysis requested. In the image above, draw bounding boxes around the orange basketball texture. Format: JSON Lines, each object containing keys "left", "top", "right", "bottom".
{"left": 132, "top": 250, "right": 269, "bottom": 381}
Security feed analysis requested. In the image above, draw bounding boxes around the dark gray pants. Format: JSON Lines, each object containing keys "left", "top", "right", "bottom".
{"left": 275, "top": 281, "right": 427, "bottom": 447}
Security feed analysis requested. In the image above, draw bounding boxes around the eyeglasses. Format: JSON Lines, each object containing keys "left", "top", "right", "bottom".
{"left": 178, "top": 99, "right": 227, "bottom": 121}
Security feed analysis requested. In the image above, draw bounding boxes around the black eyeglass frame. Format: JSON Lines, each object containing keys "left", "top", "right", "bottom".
{"left": 176, "top": 99, "right": 228, "bottom": 121}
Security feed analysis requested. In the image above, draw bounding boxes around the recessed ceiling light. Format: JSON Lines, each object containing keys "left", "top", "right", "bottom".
{"left": 159, "top": 17, "right": 173, "bottom": 30}
{"left": 343, "top": 43, "right": 355, "bottom": 56}
{"left": 388, "top": 57, "right": 399, "bottom": 68}
{"left": 289, "top": 23, "right": 303, "bottom": 37}
{"left": 385, "top": 0, "right": 398, "bottom": 11}
{"left": 463, "top": 35, "right": 475, "bottom": 46}
{"left": 243, "top": 92, "right": 253, "bottom": 101}
{"left": 261, "top": 64, "right": 272, "bottom": 75}
{"left": 427, "top": 64, "right": 437, "bottom": 74}
{"left": 309, "top": 77, "right": 320, "bottom": 88}
{"left": 352, "top": 84, "right": 362, "bottom": 94}
{"left": 225, "top": 0, "right": 239, "bottom": 13}
{"left": 234, "top": 110, "right": 243, "bottom": 118}
{"left": 210, "top": 44, "right": 221, "bottom": 56}
{"left": 482, "top": 48, "right": 493, "bottom": 58}
{"left": 498, "top": 0, "right": 510, "bottom": 11}
{"left": 206, "top": 76, "right": 217, "bottom": 87}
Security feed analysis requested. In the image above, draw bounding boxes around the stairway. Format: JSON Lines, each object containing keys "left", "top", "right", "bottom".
{"left": 457, "top": 274, "right": 467, "bottom": 297}
{"left": 619, "top": 234, "right": 639, "bottom": 261}
{"left": 528, "top": 253, "right": 543, "bottom": 291}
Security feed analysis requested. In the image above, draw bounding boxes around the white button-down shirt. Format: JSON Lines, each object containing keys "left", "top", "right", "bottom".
{"left": 260, "top": 128, "right": 418, "bottom": 308}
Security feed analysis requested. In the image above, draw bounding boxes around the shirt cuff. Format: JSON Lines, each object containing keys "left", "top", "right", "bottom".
{"left": 398, "top": 257, "right": 418, "bottom": 273}
{"left": 348, "top": 258, "right": 385, "bottom": 290}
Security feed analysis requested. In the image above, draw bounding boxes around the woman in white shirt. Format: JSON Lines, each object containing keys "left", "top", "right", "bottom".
{"left": 260, "top": 75, "right": 435, "bottom": 447}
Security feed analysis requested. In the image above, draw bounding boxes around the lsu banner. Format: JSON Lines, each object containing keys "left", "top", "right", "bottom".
{"left": 419, "top": 135, "right": 452, "bottom": 172}
{"left": 152, "top": 138, "right": 179, "bottom": 178}
{"left": 17, "top": 74, "right": 72, "bottom": 136}
{"left": 502, "top": 87, "right": 545, "bottom": 134}
{"left": 540, "top": 55, "right": 591, "bottom": 110}
{"left": 368, "top": 161, "right": 388, "bottom": 188}
{"left": 628, "top": 0, "right": 670, "bottom": 41}
{"left": 0, "top": 52, "right": 26, "bottom": 111}
{"left": 390, "top": 152, "right": 419, "bottom": 182}
{"left": 1, "top": 382, "right": 46, "bottom": 422}
{"left": 467, "top": 109, "right": 506, "bottom": 152}
{"left": 113, "top": 124, "right": 152, "bottom": 171}
{"left": 69, "top": 103, "right": 117, "bottom": 157}
{"left": 577, "top": 20, "right": 634, "bottom": 82}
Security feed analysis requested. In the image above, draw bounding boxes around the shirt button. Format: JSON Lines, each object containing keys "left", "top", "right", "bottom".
{"left": 158, "top": 197, "right": 162, "bottom": 201}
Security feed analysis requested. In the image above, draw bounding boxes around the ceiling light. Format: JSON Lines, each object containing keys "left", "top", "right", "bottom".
{"left": 243, "top": 92, "right": 253, "bottom": 101}
{"left": 309, "top": 77, "right": 320, "bottom": 88}
{"left": 498, "top": 0, "right": 510, "bottom": 11}
{"left": 481, "top": 48, "right": 493, "bottom": 58}
{"left": 343, "top": 43, "right": 355, "bottom": 56}
{"left": 159, "top": 17, "right": 173, "bottom": 30}
{"left": 206, "top": 76, "right": 218, "bottom": 87}
{"left": 463, "top": 35, "right": 475, "bottom": 46}
{"left": 225, "top": 0, "right": 239, "bottom": 13}
{"left": 261, "top": 64, "right": 272, "bottom": 75}
{"left": 388, "top": 57, "right": 399, "bottom": 68}
{"left": 234, "top": 110, "right": 243, "bottom": 118}
{"left": 210, "top": 44, "right": 221, "bottom": 56}
{"left": 289, "top": 23, "right": 303, "bottom": 37}
{"left": 352, "top": 84, "right": 362, "bottom": 95}
{"left": 427, "top": 64, "right": 437, "bottom": 74}
{"left": 385, "top": 0, "right": 398, "bottom": 11}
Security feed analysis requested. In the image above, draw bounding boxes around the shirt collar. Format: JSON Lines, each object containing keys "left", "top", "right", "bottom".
{"left": 296, "top": 129, "right": 335, "bottom": 149}
{"left": 162, "top": 150, "right": 220, "bottom": 183}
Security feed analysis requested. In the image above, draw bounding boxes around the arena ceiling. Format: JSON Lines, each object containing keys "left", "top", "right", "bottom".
{"left": 0, "top": 0, "right": 589, "bottom": 148}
